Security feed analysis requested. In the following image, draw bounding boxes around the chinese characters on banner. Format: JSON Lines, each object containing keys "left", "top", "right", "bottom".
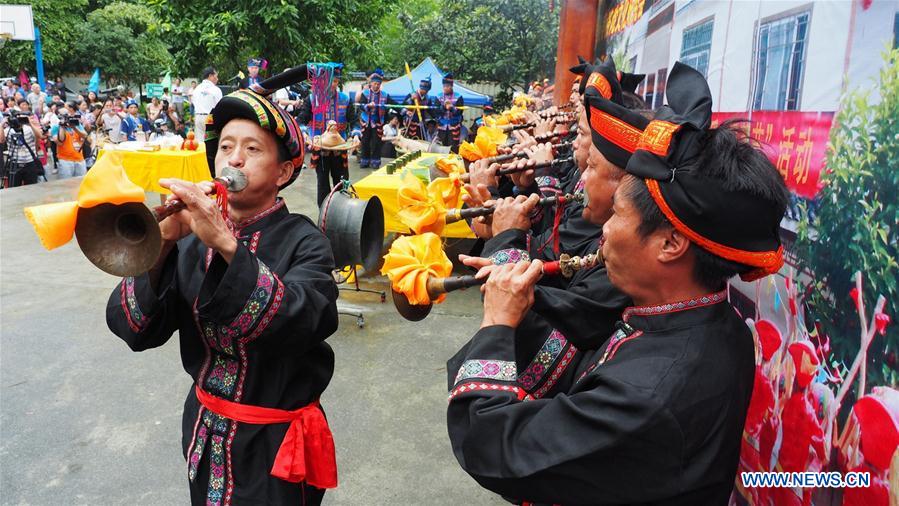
{"left": 711, "top": 111, "right": 835, "bottom": 199}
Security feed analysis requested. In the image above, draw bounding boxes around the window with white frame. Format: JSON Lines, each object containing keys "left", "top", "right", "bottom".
{"left": 752, "top": 11, "right": 810, "bottom": 111}
{"left": 680, "top": 20, "right": 713, "bottom": 78}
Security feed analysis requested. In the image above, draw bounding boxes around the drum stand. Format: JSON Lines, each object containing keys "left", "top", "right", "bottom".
{"left": 335, "top": 265, "right": 386, "bottom": 328}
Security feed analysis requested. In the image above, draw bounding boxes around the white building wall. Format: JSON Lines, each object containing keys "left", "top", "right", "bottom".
{"left": 611, "top": 0, "right": 892, "bottom": 112}
{"left": 846, "top": 0, "right": 898, "bottom": 102}
{"left": 670, "top": 0, "right": 729, "bottom": 110}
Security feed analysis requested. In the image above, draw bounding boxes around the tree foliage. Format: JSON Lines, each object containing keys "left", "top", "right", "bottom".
{"left": 0, "top": 0, "right": 89, "bottom": 75}
{"left": 147, "top": 0, "right": 399, "bottom": 78}
{"left": 72, "top": 2, "right": 171, "bottom": 86}
{"left": 796, "top": 48, "right": 899, "bottom": 387}
{"left": 399, "top": 0, "right": 560, "bottom": 96}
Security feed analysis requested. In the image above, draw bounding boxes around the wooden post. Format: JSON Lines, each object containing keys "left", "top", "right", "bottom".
{"left": 553, "top": 0, "right": 599, "bottom": 106}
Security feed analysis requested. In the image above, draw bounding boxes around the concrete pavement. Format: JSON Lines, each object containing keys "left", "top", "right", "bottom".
{"left": 0, "top": 159, "right": 504, "bottom": 505}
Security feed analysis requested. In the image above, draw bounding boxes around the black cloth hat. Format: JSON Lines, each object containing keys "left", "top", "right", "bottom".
{"left": 582, "top": 57, "right": 650, "bottom": 169}
{"left": 205, "top": 66, "right": 308, "bottom": 190}
{"left": 623, "top": 62, "right": 784, "bottom": 280}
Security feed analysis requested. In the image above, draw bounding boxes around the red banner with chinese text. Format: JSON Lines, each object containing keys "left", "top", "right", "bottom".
{"left": 711, "top": 111, "right": 835, "bottom": 198}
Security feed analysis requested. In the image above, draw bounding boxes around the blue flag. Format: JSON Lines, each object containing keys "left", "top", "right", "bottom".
{"left": 88, "top": 68, "right": 101, "bottom": 93}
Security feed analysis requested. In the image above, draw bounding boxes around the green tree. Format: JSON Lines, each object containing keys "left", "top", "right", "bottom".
{"left": 796, "top": 48, "right": 899, "bottom": 388}
{"left": 398, "top": 0, "right": 560, "bottom": 102}
{"left": 71, "top": 2, "right": 171, "bottom": 86}
{"left": 0, "top": 0, "right": 89, "bottom": 75}
{"left": 147, "top": 0, "right": 398, "bottom": 79}
{"left": 369, "top": 0, "right": 442, "bottom": 72}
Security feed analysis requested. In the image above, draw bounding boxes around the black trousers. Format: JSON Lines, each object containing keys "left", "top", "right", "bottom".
{"left": 359, "top": 125, "right": 383, "bottom": 167}
{"left": 438, "top": 125, "right": 462, "bottom": 151}
{"left": 312, "top": 150, "right": 349, "bottom": 207}
{"left": 4, "top": 158, "right": 42, "bottom": 186}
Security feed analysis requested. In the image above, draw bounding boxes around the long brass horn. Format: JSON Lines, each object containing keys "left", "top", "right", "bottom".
{"left": 75, "top": 167, "right": 248, "bottom": 277}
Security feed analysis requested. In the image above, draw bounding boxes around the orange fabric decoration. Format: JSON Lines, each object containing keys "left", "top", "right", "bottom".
{"left": 435, "top": 156, "right": 465, "bottom": 177}
{"left": 381, "top": 233, "right": 453, "bottom": 305}
{"left": 396, "top": 171, "right": 464, "bottom": 235}
{"left": 24, "top": 152, "right": 146, "bottom": 250}
{"left": 429, "top": 174, "right": 463, "bottom": 210}
{"left": 588, "top": 106, "right": 643, "bottom": 153}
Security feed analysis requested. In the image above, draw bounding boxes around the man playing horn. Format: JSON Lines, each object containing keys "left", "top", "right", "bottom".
{"left": 106, "top": 66, "right": 340, "bottom": 506}
{"left": 455, "top": 59, "right": 646, "bottom": 398}
{"left": 446, "top": 62, "right": 789, "bottom": 504}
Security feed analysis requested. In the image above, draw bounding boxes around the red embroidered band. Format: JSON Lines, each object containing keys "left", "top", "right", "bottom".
{"left": 586, "top": 72, "right": 613, "bottom": 99}
{"left": 636, "top": 120, "right": 680, "bottom": 157}
{"left": 589, "top": 106, "right": 643, "bottom": 153}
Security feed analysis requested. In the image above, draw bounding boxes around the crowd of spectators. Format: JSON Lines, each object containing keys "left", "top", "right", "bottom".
{"left": 0, "top": 76, "right": 202, "bottom": 187}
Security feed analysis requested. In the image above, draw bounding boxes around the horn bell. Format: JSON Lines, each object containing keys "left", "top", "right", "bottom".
{"left": 75, "top": 202, "right": 162, "bottom": 277}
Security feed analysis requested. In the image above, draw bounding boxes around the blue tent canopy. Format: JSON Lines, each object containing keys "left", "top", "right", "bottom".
{"left": 379, "top": 57, "right": 493, "bottom": 107}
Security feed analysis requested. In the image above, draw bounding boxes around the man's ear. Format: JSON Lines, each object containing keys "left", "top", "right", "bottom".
{"left": 656, "top": 227, "right": 691, "bottom": 264}
{"left": 276, "top": 161, "right": 295, "bottom": 187}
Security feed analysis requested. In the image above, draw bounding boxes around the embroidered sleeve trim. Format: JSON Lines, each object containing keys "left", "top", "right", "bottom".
{"left": 121, "top": 276, "right": 151, "bottom": 333}
{"left": 535, "top": 176, "right": 561, "bottom": 190}
{"left": 448, "top": 382, "right": 532, "bottom": 402}
{"left": 517, "top": 330, "right": 569, "bottom": 390}
{"left": 244, "top": 273, "right": 284, "bottom": 343}
{"left": 489, "top": 249, "right": 530, "bottom": 266}
{"left": 532, "top": 345, "right": 577, "bottom": 399}
{"left": 220, "top": 261, "right": 279, "bottom": 341}
{"left": 454, "top": 359, "right": 517, "bottom": 385}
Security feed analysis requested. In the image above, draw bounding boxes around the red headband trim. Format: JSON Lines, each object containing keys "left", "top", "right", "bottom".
{"left": 644, "top": 178, "right": 784, "bottom": 281}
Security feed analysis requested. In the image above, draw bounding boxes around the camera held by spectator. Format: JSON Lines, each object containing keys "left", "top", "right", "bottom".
{"left": 65, "top": 113, "right": 82, "bottom": 128}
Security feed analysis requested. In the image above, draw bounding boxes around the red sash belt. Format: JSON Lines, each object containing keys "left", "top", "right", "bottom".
{"left": 195, "top": 386, "right": 338, "bottom": 489}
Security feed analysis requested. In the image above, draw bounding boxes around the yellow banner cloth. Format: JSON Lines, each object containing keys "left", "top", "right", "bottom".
{"left": 97, "top": 145, "right": 209, "bottom": 194}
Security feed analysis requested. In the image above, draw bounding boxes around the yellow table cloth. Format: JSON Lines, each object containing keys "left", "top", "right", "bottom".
{"left": 353, "top": 167, "right": 475, "bottom": 239}
{"left": 97, "top": 147, "right": 210, "bottom": 194}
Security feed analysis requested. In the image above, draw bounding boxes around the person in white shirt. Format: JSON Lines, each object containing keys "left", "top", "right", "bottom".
{"left": 26, "top": 84, "right": 47, "bottom": 117}
{"left": 171, "top": 78, "right": 185, "bottom": 113}
{"left": 191, "top": 67, "right": 222, "bottom": 142}
{"left": 98, "top": 98, "right": 126, "bottom": 143}
{"left": 272, "top": 68, "right": 301, "bottom": 113}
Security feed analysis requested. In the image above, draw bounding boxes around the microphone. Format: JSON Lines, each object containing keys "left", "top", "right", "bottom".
{"left": 98, "top": 85, "right": 125, "bottom": 94}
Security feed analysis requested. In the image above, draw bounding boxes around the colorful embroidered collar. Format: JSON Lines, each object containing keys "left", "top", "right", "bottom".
{"left": 621, "top": 289, "right": 729, "bottom": 331}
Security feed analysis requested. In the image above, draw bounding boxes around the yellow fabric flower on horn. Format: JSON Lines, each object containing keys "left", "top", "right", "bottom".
{"left": 381, "top": 233, "right": 453, "bottom": 305}
{"left": 459, "top": 125, "right": 509, "bottom": 161}
{"left": 428, "top": 174, "right": 463, "bottom": 211}
{"left": 434, "top": 156, "right": 465, "bottom": 177}
{"left": 397, "top": 171, "right": 447, "bottom": 235}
